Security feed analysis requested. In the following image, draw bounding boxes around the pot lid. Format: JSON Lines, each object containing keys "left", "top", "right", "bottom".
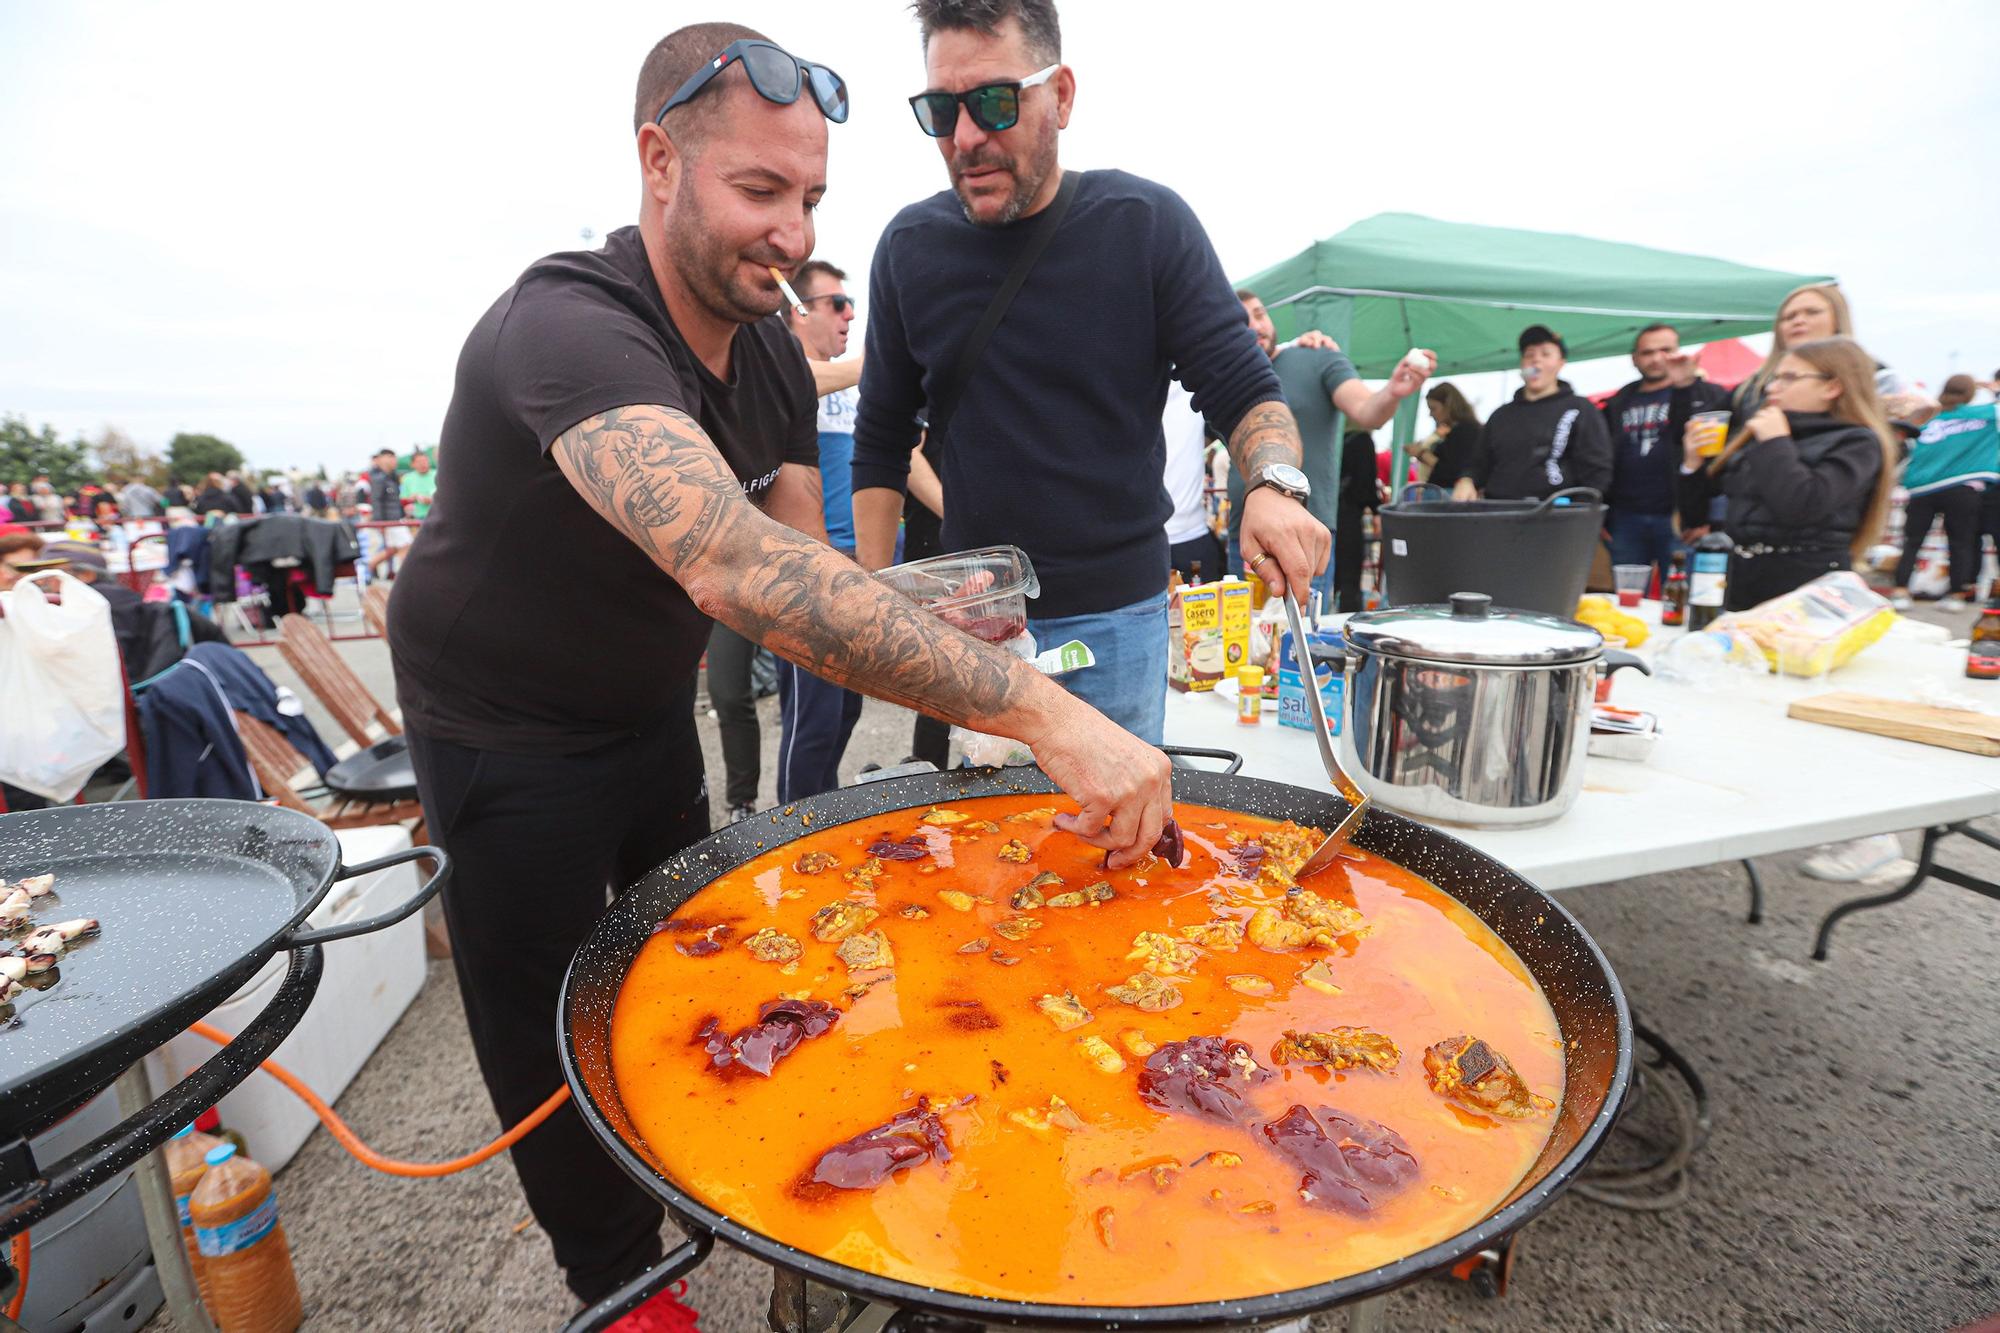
{"left": 1344, "top": 592, "right": 1603, "bottom": 666}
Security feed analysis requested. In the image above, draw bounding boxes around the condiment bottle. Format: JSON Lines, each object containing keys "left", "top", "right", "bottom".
{"left": 1237, "top": 665, "right": 1264, "bottom": 723}
{"left": 1969, "top": 600, "right": 2000, "bottom": 680}
{"left": 1686, "top": 532, "right": 1732, "bottom": 631}
{"left": 190, "top": 1142, "right": 304, "bottom": 1333}
{"left": 165, "top": 1123, "right": 225, "bottom": 1310}
{"left": 1660, "top": 551, "right": 1689, "bottom": 627}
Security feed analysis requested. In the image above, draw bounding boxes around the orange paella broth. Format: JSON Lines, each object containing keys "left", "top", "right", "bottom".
{"left": 609, "top": 796, "right": 1563, "bottom": 1306}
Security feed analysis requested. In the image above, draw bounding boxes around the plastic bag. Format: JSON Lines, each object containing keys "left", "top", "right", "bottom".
{"left": 0, "top": 571, "right": 127, "bottom": 801}
{"left": 950, "top": 637, "right": 1097, "bottom": 767}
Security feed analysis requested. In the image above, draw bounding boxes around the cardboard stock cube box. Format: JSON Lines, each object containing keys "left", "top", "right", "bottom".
{"left": 1169, "top": 583, "right": 1225, "bottom": 691}
{"left": 1218, "top": 578, "right": 1253, "bottom": 678}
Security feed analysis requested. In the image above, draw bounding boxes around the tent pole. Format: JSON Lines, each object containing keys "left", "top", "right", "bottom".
{"left": 1388, "top": 395, "right": 1418, "bottom": 500}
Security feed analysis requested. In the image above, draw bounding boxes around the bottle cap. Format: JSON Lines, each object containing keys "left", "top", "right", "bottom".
{"left": 204, "top": 1143, "right": 238, "bottom": 1167}
{"left": 171, "top": 1124, "right": 194, "bottom": 1139}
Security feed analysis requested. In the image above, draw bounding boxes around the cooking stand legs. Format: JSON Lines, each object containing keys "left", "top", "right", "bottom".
{"left": 1811, "top": 822, "right": 2000, "bottom": 961}
{"left": 1741, "top": 858, "right": 1764, "bottom": 924}
{"left": 115, "top": 1063, "right": 219, "bottom": 1333}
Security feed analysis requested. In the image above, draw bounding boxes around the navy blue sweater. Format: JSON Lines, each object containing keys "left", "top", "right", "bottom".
{"left": 851, "top": 169, "right": 1282, "bottom": 619}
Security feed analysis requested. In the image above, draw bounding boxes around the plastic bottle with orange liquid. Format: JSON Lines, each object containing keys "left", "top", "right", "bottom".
{"left": 188, "top": 1142, "right": 303, "bottom": 1333}
{"left": 165, "top": 1124, "right": 224, "bottom": 1309}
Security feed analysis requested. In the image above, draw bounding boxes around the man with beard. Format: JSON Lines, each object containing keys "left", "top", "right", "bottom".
{"left": 1599, "top": 323, "right": 1729, "bottom": 580}
{"left": 851, "top": 0, "right": 1328, "bottom": 745}
{"left": 387, "top": 20, "right": 1171, "bottom": 1315}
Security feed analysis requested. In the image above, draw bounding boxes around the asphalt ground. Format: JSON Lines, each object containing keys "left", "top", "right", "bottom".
{"left": 137, "top": 598, "right": 2000, "bottom": 1333}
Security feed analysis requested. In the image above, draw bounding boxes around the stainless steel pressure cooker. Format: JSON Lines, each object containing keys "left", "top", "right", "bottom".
{"left": 1337, "top": 592, "right": 1648, "bottom": 828}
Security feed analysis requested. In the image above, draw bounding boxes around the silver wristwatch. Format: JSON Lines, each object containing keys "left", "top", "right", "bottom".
{"left": 1244, "top": 462, "right": 1311, "bottom": 504}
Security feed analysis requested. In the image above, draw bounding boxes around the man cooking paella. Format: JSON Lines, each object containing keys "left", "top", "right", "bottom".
{"left": 382, "top": 16, "right": 1329, "bottom": 1314}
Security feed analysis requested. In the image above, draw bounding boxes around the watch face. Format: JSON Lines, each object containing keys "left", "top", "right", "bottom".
{"left": 1266, "top": 464, "right": 1310, "bottom": 494}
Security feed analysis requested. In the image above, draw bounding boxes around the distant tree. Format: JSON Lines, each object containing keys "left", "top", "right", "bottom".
{"left": 0, "top": 414, "right": 92, "bottom": 491}
{"left": 92, "top": 427, "right": 171, "bottom": 488}
{"left": 167, "top": 432, "right": 245, "bottom": 483}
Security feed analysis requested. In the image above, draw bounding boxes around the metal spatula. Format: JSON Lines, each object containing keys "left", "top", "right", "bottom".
{"left": 1280, "top": 589, "right": 1369, "bottom": 875}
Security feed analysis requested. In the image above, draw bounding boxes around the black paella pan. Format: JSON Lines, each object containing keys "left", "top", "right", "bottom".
{"left": 0, "top": 799, "right": 446, "bottom": 1233}
{"left": 559, "top": 752, "right": 1632, "bottom": 1332}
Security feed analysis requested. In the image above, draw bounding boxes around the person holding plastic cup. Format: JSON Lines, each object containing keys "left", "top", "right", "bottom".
{"left": 1600, "top": 324, "right": 1731, "bottom": 580}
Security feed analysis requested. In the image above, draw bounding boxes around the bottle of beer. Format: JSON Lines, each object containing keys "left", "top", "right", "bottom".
{"left": 1660, "top": 551, "right": 1690, "bottom": 627}
{"left": 1968, "top": 599, "right": 2000, "bottom": 680}
{"left": 1686, "top": 531, "right": 1733, "bottom": 631}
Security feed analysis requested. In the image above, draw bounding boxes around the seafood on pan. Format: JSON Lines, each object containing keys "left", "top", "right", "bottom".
{"left": 609, "top": 796, "right": 1564, "bottom": 1308}
{"left": 2, "top": 873, "right": 100, "bottom": 1013}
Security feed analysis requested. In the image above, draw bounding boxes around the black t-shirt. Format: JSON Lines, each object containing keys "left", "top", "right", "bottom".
{"left": 389, "top": 226, "right": 816, "bottom": 754}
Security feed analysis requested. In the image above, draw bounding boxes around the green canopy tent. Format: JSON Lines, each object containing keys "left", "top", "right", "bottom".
{"left": 1235, "top": 211, "right": 1833, "bottom": 485}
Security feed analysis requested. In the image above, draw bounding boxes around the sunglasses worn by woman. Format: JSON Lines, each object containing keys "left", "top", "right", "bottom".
{"left": 909, "top": 63, "right": 1059, "bottom": 137}
{"left": 655, "top": 39, "right": 849, "bottom": 126}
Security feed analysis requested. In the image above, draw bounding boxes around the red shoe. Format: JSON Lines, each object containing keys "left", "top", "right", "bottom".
{"left": 605, "top": 1279, "right": 700, "bottom": 1332}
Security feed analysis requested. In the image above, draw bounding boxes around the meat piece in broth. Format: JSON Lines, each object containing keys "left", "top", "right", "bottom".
{"left": 696, "top": 998, "right": 840, "bottom": 1077}
{"left": 1136, "top": 1036, "right": 1273, "bottom": 1125}
{"left": 810, "top": 900, "right": 879, "bottom": 942}
{"left": 807, "top": 1097, "right": 954, "bottom": 1192}
{"left": 1272, "top": 1028, "right": 1400, "bottom": 1073}
{"left": 1423, "top": 1036, "right": 1555, "bottom": 1120}
{"left": 835, "top": 930, "right": 894, "bottom": 973}
{"left": 1261, "top": 1104, "right": 1420, "bottom": 1214}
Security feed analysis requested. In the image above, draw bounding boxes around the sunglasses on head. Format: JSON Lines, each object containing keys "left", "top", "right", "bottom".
{"left": 800, "top": 293, "right": 856, "bottom": 315}
{"left": 655, "top": 39, "right": 850, "bottom": 127}
{"left": 908, "top": 63, "right": 1058, "bottom": 137}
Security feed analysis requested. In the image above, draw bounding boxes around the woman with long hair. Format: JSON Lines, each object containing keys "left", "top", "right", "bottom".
{"left": 1736, "top": 283, "right": 1935, "bottom": 425}
{"left": 1412, "top": 383, "right": 1482, "bottom": 490}
{"left": 1888, "top": 375, "right": 1996, "bottom": 609}
{"left": 1678, "top": 336, "right": 1899, "bottom": 611}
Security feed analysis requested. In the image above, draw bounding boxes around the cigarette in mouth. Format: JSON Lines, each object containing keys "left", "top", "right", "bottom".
{"left": 769, "top": 266, "right": 806, "bottom": 312}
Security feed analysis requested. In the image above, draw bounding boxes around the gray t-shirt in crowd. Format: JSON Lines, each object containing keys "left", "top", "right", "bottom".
{"left": 1227, "top": 344, "right": 1359, "bottom": 555}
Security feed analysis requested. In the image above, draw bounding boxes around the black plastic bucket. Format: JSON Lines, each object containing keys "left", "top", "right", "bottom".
{"left": 1378, "top": 487, "right": 1605, "bottom": 617}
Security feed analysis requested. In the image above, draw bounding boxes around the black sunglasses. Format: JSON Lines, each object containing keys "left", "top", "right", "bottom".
{"left": 799, "top": 293, "right": 856, "bottom": 315}
{"left": 908, "top": 63, "right": 1058, "bottom": 137}
{"left": 655, "top": 39, "right": 849, "bottom": 127}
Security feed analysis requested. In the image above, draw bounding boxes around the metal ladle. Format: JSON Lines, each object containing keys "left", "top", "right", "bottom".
{"left": 1280, "top": 589, "right": 1369, "bottom": 875}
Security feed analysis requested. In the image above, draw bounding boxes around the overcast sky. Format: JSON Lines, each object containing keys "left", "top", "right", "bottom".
{"left": 3, "top": 1, "right": 1995, "bottom": 475}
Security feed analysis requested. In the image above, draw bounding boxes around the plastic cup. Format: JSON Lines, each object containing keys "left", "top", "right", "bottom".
{"left": 1613, "top": 564, "right": 1650, "bottom": 608}
{"left": 1596, "top": 635, "right": 1627, "bottom": 702}
{"left": 1688, "top": 410, "right": 1730, "bottom": 458}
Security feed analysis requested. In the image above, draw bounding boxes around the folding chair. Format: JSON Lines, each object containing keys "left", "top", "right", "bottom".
{"left": 234, "top": 712, "right": 425, "bottom": 837}
{"left": 277, "top": 613, "right": 400, "bottom": 750}
{"left": 361, "top": 581, "right": 392, "bottom": 638}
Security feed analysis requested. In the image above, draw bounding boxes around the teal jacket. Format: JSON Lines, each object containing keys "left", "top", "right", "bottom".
{"left": 1904, "top": 403, "right": 1999, "bottom": 495}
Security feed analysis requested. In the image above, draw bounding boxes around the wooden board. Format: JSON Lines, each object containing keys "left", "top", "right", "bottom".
{"left": 1788, "top": 691, "right": 2000, "bottom": 756}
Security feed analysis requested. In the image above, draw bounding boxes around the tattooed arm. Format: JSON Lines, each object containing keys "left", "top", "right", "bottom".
{"left": 552, "top": 405, "right": 1172, "bottom": 862}
{"left": 1227, "top": 399, "right": 1332, "bottom": 598}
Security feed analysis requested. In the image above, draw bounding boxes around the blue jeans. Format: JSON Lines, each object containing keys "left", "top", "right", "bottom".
{"left": 1606, "top": 510, "right": 1682, "bottom": 583}
{"left": 775, "top": 547, "right": 864, "bottom": 802}
{"left": 1028, "top": 591, "right": 1169, "bottom": 745}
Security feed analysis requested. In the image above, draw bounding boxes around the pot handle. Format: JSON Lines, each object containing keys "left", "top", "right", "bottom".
{"left": 1533, "top": 486, "right": 1603, "bottom": 512}
{"left": 284, "top": 845, "right": 449, "bottom": 948}
{"left": 1602, "top": 648, "right": 1651, "bottom": 677}
{"left": 0, "top": 946, "right": 324, "bottom": 1238}
{"left": 1160, "top": 745, "right": 1245, "bottom": 775}
{"left": 557, "top": 1231, "right": 715, "bottom": 1333}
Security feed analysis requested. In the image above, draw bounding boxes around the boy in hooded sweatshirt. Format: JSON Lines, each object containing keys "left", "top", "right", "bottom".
{"left": 1455, "top": 326, "right": 1613, "bottom": 502}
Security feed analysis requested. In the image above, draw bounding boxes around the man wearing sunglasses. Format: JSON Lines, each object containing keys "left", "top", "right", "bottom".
{"left": 388, "top": 19, "right": 1173, "bottom": 1317}
{"left": 851, "top": 0, "right": 1329, "bottom": 746}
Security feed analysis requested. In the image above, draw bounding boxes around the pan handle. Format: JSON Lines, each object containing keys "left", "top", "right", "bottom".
{"left": 556, "top": 1231, "right": 714, "bottom": 1333}
{"left": 0, "top": 946, "right": 324, "bottom": 1238}
{"left": 285, "top": 845, "right": 449, "bottom": 948}
{"left": 1160, "top": 745, "right": 1245, "bottom": 776}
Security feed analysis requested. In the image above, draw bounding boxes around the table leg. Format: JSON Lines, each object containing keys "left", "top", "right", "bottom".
{"left": 1811, "top": 822, "right": 2000, "bottom": 961}
{"left": 1741, "top": 859, "right": 1764, "bottom": 925}
{"left": 113, "top": 1065, "right": 219, "bottom": 1333}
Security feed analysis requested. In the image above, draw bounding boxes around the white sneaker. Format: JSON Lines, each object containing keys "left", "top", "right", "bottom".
{"left": 1801, "top": 833, "right": 1906, "bottom": 882}
{"left": 1889, "top": 594, "right": 1913, "bottom": 611}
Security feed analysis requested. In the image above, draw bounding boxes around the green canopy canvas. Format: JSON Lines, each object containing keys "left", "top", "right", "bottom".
{"left": 1234, "top": 212, "right": 1833, "bottom": 484}
{"left": 1237, "top": 212, "right": 1831, "bottom": 377}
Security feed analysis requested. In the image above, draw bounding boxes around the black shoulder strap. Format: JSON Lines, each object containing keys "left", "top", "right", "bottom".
{"left": 925, "top": 169, "right": 1079, "bottom": 450}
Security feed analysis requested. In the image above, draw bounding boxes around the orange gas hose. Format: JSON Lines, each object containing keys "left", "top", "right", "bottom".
{"left": 187, "top": 1020, "right": 571, "bottom": 1178}
{"left": 5, "top": 1232, "right": 28, "bottom": 1320}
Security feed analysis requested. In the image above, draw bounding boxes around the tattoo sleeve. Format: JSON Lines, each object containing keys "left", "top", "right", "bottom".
{"left": 551, "top": 405, "right": 1039, "bottom": 731}
{"left": 1226, "top": 399, "right": 1304, "bottom": 482}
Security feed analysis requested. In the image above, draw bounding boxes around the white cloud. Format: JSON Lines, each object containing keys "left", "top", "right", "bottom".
{"left": 3, "top": 0, "right": 1995, "bottom": 469}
